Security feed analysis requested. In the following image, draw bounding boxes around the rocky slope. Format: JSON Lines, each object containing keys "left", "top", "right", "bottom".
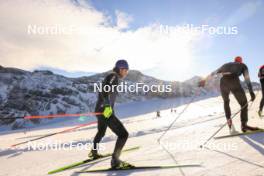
{"left": 0, "top": 65, "right": 259, "bottom": 130}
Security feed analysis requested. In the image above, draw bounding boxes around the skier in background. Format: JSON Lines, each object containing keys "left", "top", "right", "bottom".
{"left": 156, "top": 110, "right": 161, "bottom": 118}
{"left": 258, "top": 65, "right": 264, "bottom": 117}
{"left": 199, "top": 56, "right": 259, "bottom": 132}
{"left": 89, "top": 60, "right": 134, "bottom": 169}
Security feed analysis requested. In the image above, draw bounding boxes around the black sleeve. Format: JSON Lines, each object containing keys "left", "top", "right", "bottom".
{"left": 242, "top": 65, "right": 253, "bottom": 93}
{"left": 101, "top": 73, "right": 118, "bottom": 105}
{"left": 210, "top": 65, "right": 223, "bottom": 76}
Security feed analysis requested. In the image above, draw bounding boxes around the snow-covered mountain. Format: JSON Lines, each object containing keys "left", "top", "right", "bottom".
{"left": 0, "top": 65, "right": 259, "bottom": 130}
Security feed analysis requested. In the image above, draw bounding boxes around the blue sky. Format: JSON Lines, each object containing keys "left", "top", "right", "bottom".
{"left": 0, "top": 0, "right": 263, "bottom": 81}
{"left": 88, "top": 0, "right": 264, "bottom": 81}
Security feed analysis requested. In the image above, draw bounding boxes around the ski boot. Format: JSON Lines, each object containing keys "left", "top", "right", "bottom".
{"left": 241, "top": 124, "right": 260, "bottom": 133}
{"left": 88, "top": 150, "right": 104, "bottom": 159}
{"left": 111, "top": 157, "right": 134, "bottom": 169}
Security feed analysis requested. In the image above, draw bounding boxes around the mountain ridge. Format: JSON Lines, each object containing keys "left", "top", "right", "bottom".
{"left": 0, "top": 65, "right": 259, "bottom": 130}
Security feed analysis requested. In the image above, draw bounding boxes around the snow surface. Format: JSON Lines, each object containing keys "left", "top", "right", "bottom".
{"left": 0, "top": 92, "right": 263, "bottom": 176}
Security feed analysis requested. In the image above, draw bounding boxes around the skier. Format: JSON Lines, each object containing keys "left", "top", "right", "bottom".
{"left": 258, "top": 65, "right": 264, "bottom": 117}
{"left": 199, "top": 56, "right": 259, "bottom": 132}
{"left": 89, "top": 59, "right": 133, "bottom": 169}
{"left": 156, "top": 110, "right": 161, "bottom": 118}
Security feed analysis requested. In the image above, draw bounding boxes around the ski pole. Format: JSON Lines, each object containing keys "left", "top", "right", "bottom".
{"left": 24, "top": 112, "right": 102, "bottom": 119}
{"left": 199, "top": 100, "right": 252, "bottom": 148}
{"left": 0, "top": 117, "right": 25, "bottom": 120}
{"left": 10, "top": 121, "right": 97, "bottom": 148}
{"left": 157, "top": 89, "right": 200, "bottom": 176}
{"left": 157, "top": 88, "right": 201, "bottom": 142}
{"left": 1, "top": 112, "right": 102, "bottom": 120}
{"left": 157, "top": 96, "right": 196, "bottom": 143}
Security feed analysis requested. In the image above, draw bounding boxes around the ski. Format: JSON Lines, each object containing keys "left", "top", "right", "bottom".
{"left": 76, "top": 164, "right": 202, "bottom": 173}
{"left": 48, "top": 146, "right": 140, "bottom": 174}
{"left": 214, "top": 129, "right": 264, "bottom": 139}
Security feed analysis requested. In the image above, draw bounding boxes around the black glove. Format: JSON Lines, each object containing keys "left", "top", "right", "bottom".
{"left": 250, "top": 91, "right": 256, "bottom": 101}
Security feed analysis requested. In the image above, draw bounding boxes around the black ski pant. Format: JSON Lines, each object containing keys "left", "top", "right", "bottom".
{"left": 92, "top": 107, "right": 128, "bottom": 160}
{"left": 260, "top": 79, "right": 264, "bottom": 112}
{"left": 220, "top": 76, "right": 248, "bottom": 126}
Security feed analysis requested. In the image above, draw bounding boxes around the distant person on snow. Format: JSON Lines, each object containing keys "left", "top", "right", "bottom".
{"left": 199, "top": 56, "right": 259, "bottom": 132}
{"left": 89, "top": 60, "right": 133, "bottom": 169}
{"left": 156, "top": 110, "right": 161, "bottom": 118}
{"left": 258, "top": 65, "right": 264, "bottom": 117}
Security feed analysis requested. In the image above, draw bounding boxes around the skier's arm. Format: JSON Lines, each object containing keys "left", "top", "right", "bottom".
{"left": 242, "top": 66, "right": 255, "bottom": 101}
{"left": 210, "top": 64, "right": 234, "bottom": 77}
{"left": 243, "top": 67, "right": 253, "bottom": 93}
{"left": 102, "top": 74, "right": 118, "bottom": 106}
{"left": 100, "top": 73, "right": 118, "bottom": 118}
{"left": 199, "top": 64, "right": 232, "bottom": 87}
{"left": 200, "top": 67, "right": 222, "bottom": 86}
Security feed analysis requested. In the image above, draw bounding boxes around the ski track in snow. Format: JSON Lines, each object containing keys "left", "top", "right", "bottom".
{"left": 0, "top": 92, "right": 264, "bottom": 176}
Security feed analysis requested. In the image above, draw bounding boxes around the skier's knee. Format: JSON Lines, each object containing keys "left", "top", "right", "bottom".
{"left": 118, "top": 130, "right": 128, "bottom": 139}
{"left": 240, "top": 100, "right": 248, "bottom": 108}
{"left": 96, "top": 130, "right": 106, "bottom": 139}
{"left": 100, "top": 131, "right": 106, "bottom": 138}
